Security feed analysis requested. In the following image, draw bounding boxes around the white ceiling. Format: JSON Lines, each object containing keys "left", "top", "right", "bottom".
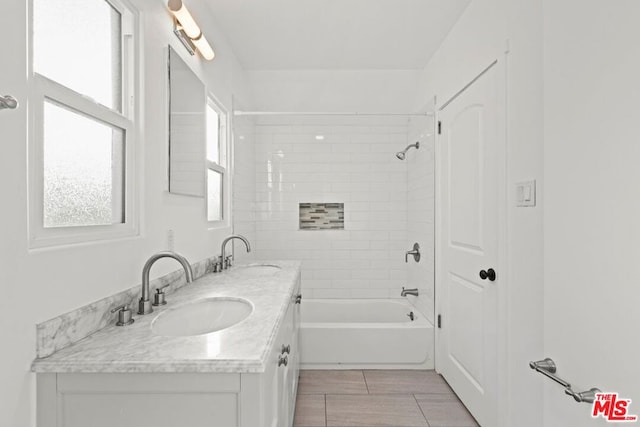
{"left": 204, "top": 0, "right": 471, "bottom": 70}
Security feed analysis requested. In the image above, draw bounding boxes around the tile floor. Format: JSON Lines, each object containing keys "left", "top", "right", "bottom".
{"left": 294, "top": 370, "right": 479, "bottom": 427}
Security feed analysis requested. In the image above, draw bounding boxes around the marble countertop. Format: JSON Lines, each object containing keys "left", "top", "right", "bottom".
{"left": 32, "top": 261, "right": 301, "bottom": 374}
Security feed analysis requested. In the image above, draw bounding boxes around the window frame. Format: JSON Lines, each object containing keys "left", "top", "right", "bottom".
{"left": 205, "top": 94, "right": 230, "bottom": 228}
{"left": 28, "top": 0, "right": 139, "bottom": 248}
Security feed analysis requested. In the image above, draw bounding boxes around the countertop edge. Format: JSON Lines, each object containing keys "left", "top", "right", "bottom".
{"left": 32, "top": 360, "right": 267, "bottom": 374}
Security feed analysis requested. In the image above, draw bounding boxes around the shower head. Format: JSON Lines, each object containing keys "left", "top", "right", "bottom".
{"left": 395, "top": 141, "right": 420, "bottom": 160}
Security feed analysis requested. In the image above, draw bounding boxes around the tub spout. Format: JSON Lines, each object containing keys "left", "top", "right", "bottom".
{"left": 401, "top": 287, "right": 419, "bottom": 297}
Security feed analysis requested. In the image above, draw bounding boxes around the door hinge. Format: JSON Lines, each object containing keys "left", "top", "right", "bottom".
{"left": 437, "top": 121, "right": 442, "bottom": 135}
{"left": 437, "top": 314, "right": 442, "bottom": 328}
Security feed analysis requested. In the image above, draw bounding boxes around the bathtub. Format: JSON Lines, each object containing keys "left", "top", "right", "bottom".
{"left": 299, "top": 299, "right": 434, "bottom": 369}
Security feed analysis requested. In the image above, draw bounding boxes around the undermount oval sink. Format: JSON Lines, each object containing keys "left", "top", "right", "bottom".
{"left": 151, "top": 298, "right": 253, "bottom": 337}
{"left": 233, "top": 264, "right": 281, "bottom": 277}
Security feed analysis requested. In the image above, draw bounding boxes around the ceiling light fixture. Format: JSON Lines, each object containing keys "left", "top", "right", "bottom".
{"left": 168, "top": 0, "right": 215, "bottom": 60}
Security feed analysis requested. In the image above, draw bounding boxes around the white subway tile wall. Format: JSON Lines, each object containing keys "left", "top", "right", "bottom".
{"left": 253, "top": 117, "right": 409, "bottom": 298}
{"left": 232, "top": 115, "right": 256, "bottom": 263}
{"left": 406, "top": 116, "right": 435, "bottom": 322}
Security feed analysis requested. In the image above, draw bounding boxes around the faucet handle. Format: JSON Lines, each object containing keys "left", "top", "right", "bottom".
{"left": 405, "top": 243, "right": 421, "bottom": 263}
{"left": 153, "top": 284, "right": 170, "bottom": 306}
{"left": 225, "top": 254, "right": 234, "bottom": 268}
{"left": 211, "top": 256, "right": 223, "bottom": 273}
{"left": 110, "top": 305, "right": 134, "bottom": 326}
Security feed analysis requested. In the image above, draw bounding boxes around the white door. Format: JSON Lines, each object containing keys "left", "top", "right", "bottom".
{"left": 437, "top": 62, "right": 502, "bottom": 427}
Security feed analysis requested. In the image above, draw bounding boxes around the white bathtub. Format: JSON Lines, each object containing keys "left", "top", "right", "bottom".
{"left": 300, "top": 299, "right": 434, "bottom": 369}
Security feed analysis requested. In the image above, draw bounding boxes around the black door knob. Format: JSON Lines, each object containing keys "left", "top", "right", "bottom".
{"left": 479, "top": 268, "right": 496, "bottom": 281}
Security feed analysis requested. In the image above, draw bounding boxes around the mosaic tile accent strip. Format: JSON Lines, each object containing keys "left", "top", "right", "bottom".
{"left": 299, "top": 203, "right": 344, "bottom": 230}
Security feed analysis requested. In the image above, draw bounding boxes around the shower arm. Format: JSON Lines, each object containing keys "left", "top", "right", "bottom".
{"left": 396, "top": 141, "right": 420, "bottom": 159}
{"left": 407, "top": 141, "right": 420, "bottom": 151}
{"left": 402, "top": 141, "right": 420, "bottom": 153}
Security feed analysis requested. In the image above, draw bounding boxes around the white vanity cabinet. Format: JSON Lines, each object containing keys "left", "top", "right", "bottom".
{"left": 244, "top": 296, "right": 300, "bottom": 427}
{"left": 240, "top": 283, "right": 301, "bottom": 427}
{"left": 36, "top": 285, "right": 301, "bottom": 427}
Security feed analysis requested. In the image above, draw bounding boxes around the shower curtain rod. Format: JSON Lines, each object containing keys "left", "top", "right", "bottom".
{"left": 234, "top": 110, "right": 434, "bottom": 117}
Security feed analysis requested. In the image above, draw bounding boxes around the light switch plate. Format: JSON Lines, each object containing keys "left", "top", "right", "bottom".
{"left": 516, "top": 180, "right": 536, "bottom": 207}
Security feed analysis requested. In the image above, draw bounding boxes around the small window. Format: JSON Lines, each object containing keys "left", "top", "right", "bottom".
{"left": 29, "top": 0, "right": 137, "bottom": 247}
{"left": 207, "top": 169, "right": 223, "bottom": 222}
{"left": 205, "top": 97, "right": 228, "bottom": 224}
{"left": 206, "top": 103, "right": 220, "bottom": 164}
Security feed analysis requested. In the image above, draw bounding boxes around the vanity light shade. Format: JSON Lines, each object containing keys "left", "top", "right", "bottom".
{"left": 168, "top": 0, "right": 215, "bottom": 61}
{"left": 168, "top": 0, "right": 201, "bottom": 39}
{"left": 193, "top": 34, "right": 215, "bottom": 60}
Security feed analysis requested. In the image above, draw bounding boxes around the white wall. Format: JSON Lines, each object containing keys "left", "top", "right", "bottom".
{"left": 252, "top": 116, "right": 409, "bottom": 299}
{"left": 0, "top": 0, "right": 251, "bottom": 425}
{"left": 504, "top": 0, "right": 545, "bottom": 424}
{"left": 543, "top": 1, "right": 640, "bottom": 425}
{"left": 405, "top": 115, "right": 436, "bottom": 323}
{"left": 248, "top": 70, "right": 422, "bottom": 113}
{"left": 415, "top": 0, "right": 544, "bottom": 425}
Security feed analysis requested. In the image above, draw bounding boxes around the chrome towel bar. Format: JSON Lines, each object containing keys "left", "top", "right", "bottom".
{"left": 530, "top": 358, "right": 601, "bottom": 404}
{"left": 529, "top": 358, "right": 570, "bottom": 388}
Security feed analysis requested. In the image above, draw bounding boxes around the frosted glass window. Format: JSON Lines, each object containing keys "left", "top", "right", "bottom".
{"left": 205, "top": 97, "right": 226, "bottom": 224}
{"left": 43, "top": 100, "right": 125, "bottom": 228}
{"left": 206, "top": 103, "right": 220, "bottom": 163}
{"left": 207, "top": 169, "right": 223, "bottom": 222}
{"left": 34, "top": 0, "right": 122, "bottom": 110}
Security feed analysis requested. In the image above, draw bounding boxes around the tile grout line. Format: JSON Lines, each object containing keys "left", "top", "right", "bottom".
{"left": 324, "top": 393, "right": 328, "bottom": 427}
{"left": 413, "top": 393, "right": 432, "bottom": 427}
{"left": 362, "top": 369, "right": 370, "bottom": 394}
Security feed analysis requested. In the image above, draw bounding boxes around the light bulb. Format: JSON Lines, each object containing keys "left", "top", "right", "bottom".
{"left": 192, "top": 33, "right": 215, "bottom": 60}
{"left": 168, "top": 0, "right": 201, "bottom": 39}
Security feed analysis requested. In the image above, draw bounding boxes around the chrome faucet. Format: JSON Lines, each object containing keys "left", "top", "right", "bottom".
{"left": 401, "top": 287, "right": 419, "bottom": 297}
{"left": 215, "top": 235, "right": 251, "bottom": 272}
{"left": 138, "top": 251, "right": 193, "bottom": 315}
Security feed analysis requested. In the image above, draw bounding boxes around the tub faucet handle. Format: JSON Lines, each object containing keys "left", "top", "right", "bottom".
{"left": 405, "top": 243, "right": 421, "bottom": 263}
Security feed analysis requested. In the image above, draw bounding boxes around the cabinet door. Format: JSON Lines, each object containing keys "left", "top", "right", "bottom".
{"left": 261, "top": 302, "right": 292, "bottom": 427}
{"left": 278, "top": 349, "right": 290, "bottom": 426}
{"left": 288, "top": 283, "right": 301, "bottom": 420}
{"left": 40, "top": 373, "right": 240, "bottom": 427}
{"left": 262, "top": 341, "right": 281, "bottom": 427}
{"left": 278, "top": 303, "right": 294, "bottom": 426}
